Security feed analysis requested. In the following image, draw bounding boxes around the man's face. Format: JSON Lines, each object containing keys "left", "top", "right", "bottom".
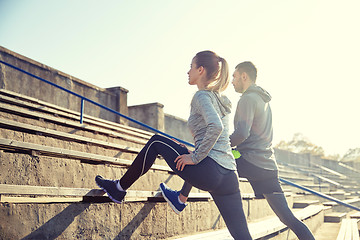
{"left": 232, "top": 70, "right": 244, "bottom": 93}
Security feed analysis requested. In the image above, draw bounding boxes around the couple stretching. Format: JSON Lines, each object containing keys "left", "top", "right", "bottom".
{"left": 95, "top": 51, "right": 314, "bottom": 240}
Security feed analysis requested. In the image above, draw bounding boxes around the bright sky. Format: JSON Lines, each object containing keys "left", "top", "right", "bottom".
{"left": 1, "top": 0, "right": 359, "bottom": 156}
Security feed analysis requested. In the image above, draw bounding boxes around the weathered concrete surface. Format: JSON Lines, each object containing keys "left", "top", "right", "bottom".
{"left": 0, "top": 46, "right": 330, "bottom": 239}
{"left": 0, "top": 151, "right": 185, "bottom": 193}
{"left": 0, "top": 195, "right": 293, "bottom": 239}
{"left": 129, "top": 103, "right": 194, "bottom": 144}
{"left": 165, "top": 113, "right": 193, "bottom": 144}
{"left": 268, "top": 208, "right": 324, "bottom": 240}
{"left": 128, "top": 102, "right": 165, "bottom": 133}
{"left": 0, "top": 200, "right": 228, "bottom": 239}
{"left": 244, "top": 195, "right": 294, "bottom": 222}
{"left": 0, "top": 46, "right": 128, "bottom": 125}
{"left": 0, "top": 45, "right": 194, "bottom": 144}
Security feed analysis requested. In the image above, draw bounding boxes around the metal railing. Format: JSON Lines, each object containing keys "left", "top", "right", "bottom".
{"left": 0, "top": 60, "right": 190, "bottom": 146}
{"left": 0, "top": 59, "right": 359, "bottom": 212}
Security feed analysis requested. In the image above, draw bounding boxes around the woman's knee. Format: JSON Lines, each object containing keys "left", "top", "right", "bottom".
{"left": 150, "top": 134, "right": 163, "bottom": 142}
{"left": 148, "top": 135, "right": 168, "bottom": 147}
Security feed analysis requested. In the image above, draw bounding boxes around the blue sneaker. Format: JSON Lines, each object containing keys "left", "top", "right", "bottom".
{"left": 160, "top": 183, "right": 187, "bottom": 214}
{"left": 95, "top": 175, "right": 126, "bottom": 203}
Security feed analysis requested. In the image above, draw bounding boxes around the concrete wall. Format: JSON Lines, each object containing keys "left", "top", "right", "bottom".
{"left": 0, "top": 46, "right": 129, "bottom": 124}
{"left": 128, "top": 102, "right": 165, "bottom": 133}
{"left": 165, "top": 113, "right": 193, "bottom": 143}
{"left": 128, "top": 103, "right": 193, "bottom": 144}
{"left": 320, "top": 158, "right": 342, "bottom": 172}
{"left": 0, "top": 46, "right": 193, "bottom": 143}
{"left": 343, "top": 161, "right": 360, "bottom": 171}
{"left": 321, "top": 158, "right": 360, "bottom": 177}
{"left": 274, "top": 148, "right": 312, "bottom": 166}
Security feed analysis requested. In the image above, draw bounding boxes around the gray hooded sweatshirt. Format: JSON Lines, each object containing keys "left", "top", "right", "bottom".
{"left": 188, "top": 90, "right": 236, "bottom": 171}
{"left": 230, "top": 84, "right": 277, "bottom": 170}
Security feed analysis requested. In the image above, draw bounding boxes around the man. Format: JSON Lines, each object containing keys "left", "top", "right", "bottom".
{"left": 160, "top": 61, "right": 314, "bottom": 240}
{"left": 229, "top": 61, "right": 314, "bottom": 240}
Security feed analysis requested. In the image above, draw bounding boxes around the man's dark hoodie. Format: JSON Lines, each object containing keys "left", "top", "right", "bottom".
{"left": 230, "top": 84, "right": 277, "bottom": 170}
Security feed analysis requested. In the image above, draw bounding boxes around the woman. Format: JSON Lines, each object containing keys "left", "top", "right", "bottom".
{"left": 95, "top": 50, "right": 252, "bottom": 240}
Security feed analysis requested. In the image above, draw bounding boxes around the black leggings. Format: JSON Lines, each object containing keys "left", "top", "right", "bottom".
{"left": 180, "top": 155, "right": 315, "bottom": 240}
{"left": 237, "top": 157, "right": 314, "bottom": 240}
{"left": 120, "top": 135, "right": 252, "bottom": 240}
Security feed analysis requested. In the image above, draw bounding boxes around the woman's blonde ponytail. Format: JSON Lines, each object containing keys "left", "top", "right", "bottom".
{"left": 207, "top": 57, "right": 230, "bottom": 92}
{"left": 194, "top": 51, "right": 230, "bottom": 93}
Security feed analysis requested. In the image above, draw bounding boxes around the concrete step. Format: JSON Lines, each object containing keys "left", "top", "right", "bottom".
{"left": 279, "top": 163, "right": 360, "bottom": 195}
{"left": 0, "top": 186, "right": 296, "bottom": 239}
{"left": 336, "top": 218, "right": 360, "bottom": 240}
{"left": 0, "top": 94, "right": 152, "bottom": 148}
{"left": 279, "top": 163, "right": 355, "bottom": 189}
{"left": 0, "top": 123, "right": 142, "bottom": 162}
{"left": 281, "top": 183, "right": 331, "bottom": 194}
{"left": 293, "top": 199, "right": 320, "bottom": 208}
{"left": 0, "top": 89, "right": 153, "bottom": 140}
{"left": 278, "top": 168, "right": 309, "bottom": 177}
{"left": 314, "top": 222, "right": 342, "bottom": 240}
{"left": 350, "top": 211, "right": 360, "bottom": 219}
{"left": 323, "top": 198, "right": 360, "bottom": 213}
{"left": 324, "top": 212, "right": 347, "bottom": 223}
{"left": 293, "top": 191, "right": 347, "bottom": 202}
{"left": 171, "top": 205, "right": 324, "bottom": 240}
{"left": 0, "top": 92, "right": 195, "bottom": 169}
{"left": 278, "top": 177, "right": 314, "bottom": 186}
{"left": 0, "top": 149, "right": 186, "bottom": 194}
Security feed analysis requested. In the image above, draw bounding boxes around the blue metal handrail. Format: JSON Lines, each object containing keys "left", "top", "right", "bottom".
{"left": 0, "top": 60, "right": 191, "bottom": 146}
{"left": 280, "top": 178, "right": 360, "bottom": 211}
{"left": 1, "top": 59, "right": 359, "bottom": 212}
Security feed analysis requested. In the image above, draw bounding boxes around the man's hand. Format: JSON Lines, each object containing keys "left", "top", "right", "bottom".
{"left": 175, "top": 154, "right": 195, "bottom": 171}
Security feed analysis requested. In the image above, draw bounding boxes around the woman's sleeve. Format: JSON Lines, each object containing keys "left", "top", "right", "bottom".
{"left": 191, "top": 93, "right": 223, "bottom": 164}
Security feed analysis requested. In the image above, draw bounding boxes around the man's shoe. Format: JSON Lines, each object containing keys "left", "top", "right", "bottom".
{"left": 160, "top": 183, "right": 187, "bottom": 214}
{"left": 95, "top": 175, "right": 126, "bottom": 203}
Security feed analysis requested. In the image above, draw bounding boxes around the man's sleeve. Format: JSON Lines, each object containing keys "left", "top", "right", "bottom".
{"left": 230, "top": 95, "right": 256, "bottom": 147}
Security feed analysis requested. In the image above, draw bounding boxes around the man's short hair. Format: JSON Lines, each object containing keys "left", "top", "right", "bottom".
{"left": 235, "top": 61, "right": 257, "bottom": 82}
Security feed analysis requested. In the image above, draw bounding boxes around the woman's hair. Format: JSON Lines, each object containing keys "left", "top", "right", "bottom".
{"left": 194, "top": 50, "right": 229, "bottom": 92}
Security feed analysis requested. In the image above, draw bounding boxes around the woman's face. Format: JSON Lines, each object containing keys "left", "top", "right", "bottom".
{"left": 187, "top": 58, "right": 201, "bottom": 86}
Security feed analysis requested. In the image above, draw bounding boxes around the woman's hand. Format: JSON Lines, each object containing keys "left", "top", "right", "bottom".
{"left": 175, "top": 154, "right": 195, "bottom": 171}
{"left": 172, "top": 138, "right": 192, "bottom": 154}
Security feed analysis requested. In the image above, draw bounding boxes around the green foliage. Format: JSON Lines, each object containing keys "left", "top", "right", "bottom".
{"left": 275, "top": 133, "right": 325, "bottom": 156}
{"left": 341, "top": 148, "right": 360, "bottom": 162}
{"left": 325, "top": 153, "right": 341, "bottom": 161}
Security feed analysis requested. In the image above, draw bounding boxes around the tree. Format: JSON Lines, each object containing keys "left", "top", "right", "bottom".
{"left": 325, "top": 153, "right": 341, "bottom": 161}
{"left": 275, "top": 133, "right": 325, "bottom": 156}
{"left": 341, "top": 148, "right": 360, "bottom": 162}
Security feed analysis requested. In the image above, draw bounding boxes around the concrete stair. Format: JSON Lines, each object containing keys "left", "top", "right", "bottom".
{"left": 0, "top": 89, "right": 326, "bottom": 239}
{"left": 172, "top": 205, "right": 324, "bottom": 240}
{"left": 0, "top": 83, "right": 358, "bottom": 240}
{"left": 279, "top": 161, "right": 360, "bottom": 194}
{"left": 1, "top": 46, "right": 360, "bottom": 239}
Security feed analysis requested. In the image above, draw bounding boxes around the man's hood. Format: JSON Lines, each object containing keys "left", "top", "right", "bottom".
{"left": 243, "top": 84, "right": 272, "bottom": 103}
